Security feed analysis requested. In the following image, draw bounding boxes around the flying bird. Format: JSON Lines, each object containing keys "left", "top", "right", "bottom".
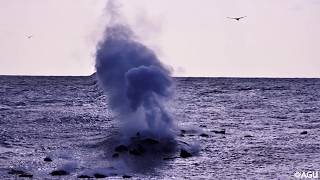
{"left": 227, "top": 16, "right": 247, "bottom": 21}
{"left": 26, "top": 35, "right": 33, "bottom": 39}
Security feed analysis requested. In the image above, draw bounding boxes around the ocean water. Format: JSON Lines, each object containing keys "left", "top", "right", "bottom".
{"left": 0, "top": 76, "right": 319, "bottom": 179}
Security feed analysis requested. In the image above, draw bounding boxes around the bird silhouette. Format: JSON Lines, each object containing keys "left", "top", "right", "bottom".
{"left": 26, "top": 35, "right": 33, "bottom": 39}
{"left": 227, "top": 16, "right": 247, "bottom": 21}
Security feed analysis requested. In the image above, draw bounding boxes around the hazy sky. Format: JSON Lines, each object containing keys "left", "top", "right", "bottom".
{"left": 0, "top": 0, "right": 319, "bottom": 77}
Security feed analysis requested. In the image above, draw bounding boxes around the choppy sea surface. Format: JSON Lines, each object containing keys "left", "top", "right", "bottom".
{"left": 0, "top": 76, "right": 319, "bottom": 179}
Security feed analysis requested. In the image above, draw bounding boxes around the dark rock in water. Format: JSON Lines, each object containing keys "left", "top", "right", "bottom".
{"left": 78, "top": 175, "right": 93, "bottom": 178}
{"left": 115, "top": 145, "right": 129, "bottom": 152}
{"left": 212, "top": 130, "right": 226, "bottom": 134}
{"left": 112, "top": 153, "right": 119, "bottom": 158}
{"left": 163, "top": 157, "right": 177, "bottom": 160}
{"left": 129, "top": 148, "right": 143, "bottom": 156}
{"left": 141, "top": 138, "right": 159, "bottom": 145}
{"left": 19, "top": 174, "right": 33, "bottom": 178}
{"left": 244, "top": 135, "right": 253, "bottom": 138}
{"left": 8, "top": 169, "right": 25, "bottom": 175}
{"left": 8, "top": 169, "right": 33, "bottom": 178}
{"left": 94, "top": 173, "right": 107, "bottom": 178}
{"left": 301, "top": 131, "right": 308, "bottom": 135}
{"left": 200, "top": 133, "right": 209, "bottom": 137}
{"left": 128, "top": 144, "right": 145, "bottom": 156}
{"left": 123, "top": 175, "right": 132, "bottom": 178}
{"left": 131, "top": 132, "right": 141, "bottom": 141}
{"left": 44, "top": 157, "right": 52, "bottom": 162}
{"left": 50, "top": 170, "right": 68, "bottom": 176}
{"left": 180, "top": 149, "right": 192, "bottom": 158}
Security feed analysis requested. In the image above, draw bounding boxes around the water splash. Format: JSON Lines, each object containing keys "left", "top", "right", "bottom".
{"left": 95, "top": 0, "right": 175, "bottom": 141}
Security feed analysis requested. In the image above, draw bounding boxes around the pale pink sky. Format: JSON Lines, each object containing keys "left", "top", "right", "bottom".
{"left": 0, "top": 0, "right": 319, "bottom": 77}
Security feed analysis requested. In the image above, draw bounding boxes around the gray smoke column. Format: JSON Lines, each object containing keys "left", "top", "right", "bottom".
{"left": 95, "top": 0, "right": 175, "bottom": 141}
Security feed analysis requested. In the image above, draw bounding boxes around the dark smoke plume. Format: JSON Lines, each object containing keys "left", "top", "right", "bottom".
{"left": 95, "top": 0, "right": 175, "bottom": 141}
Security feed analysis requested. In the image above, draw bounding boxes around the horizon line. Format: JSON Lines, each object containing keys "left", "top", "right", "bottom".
{"left": 0, "top": 74, "right": 319, "bottom": 79}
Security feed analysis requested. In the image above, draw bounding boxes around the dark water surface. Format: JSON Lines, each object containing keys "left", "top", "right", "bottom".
{"left": 0, "top": 76, "right": 319, "bottom": 179}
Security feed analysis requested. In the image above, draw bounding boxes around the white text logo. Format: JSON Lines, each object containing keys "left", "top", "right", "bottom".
{"left": 294, "top": 171, "right": 319, "bottom": 179}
